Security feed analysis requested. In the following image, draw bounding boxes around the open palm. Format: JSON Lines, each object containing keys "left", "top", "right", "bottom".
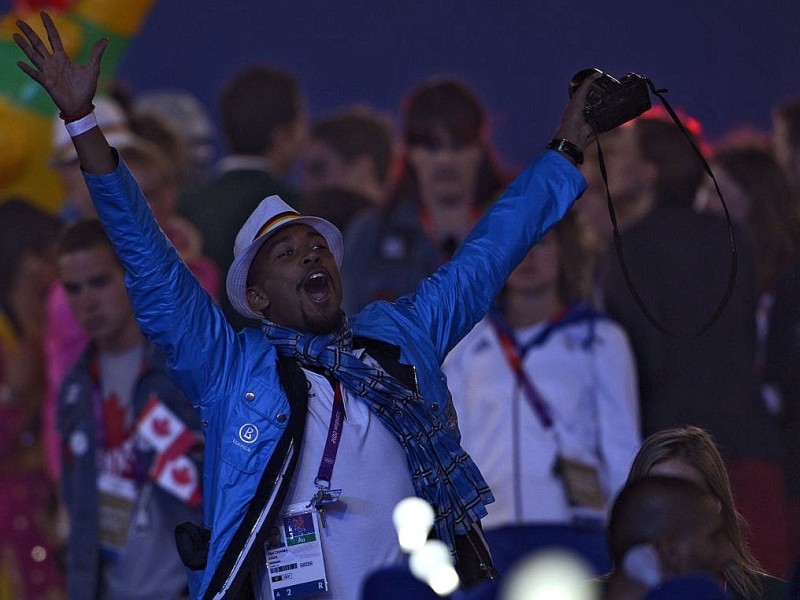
{"left": 14, "top": 11, "right": 108, "bottom": 117}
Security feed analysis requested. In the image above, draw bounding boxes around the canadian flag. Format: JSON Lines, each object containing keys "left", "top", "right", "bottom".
{"left": 137, "top": 394, "right": 194, "bottom": 453}
{"left": 155, "top": 454, "right": 202, "bottom": 507}
{"left": 136, "top": 394, "right": 202, "bottom": 506}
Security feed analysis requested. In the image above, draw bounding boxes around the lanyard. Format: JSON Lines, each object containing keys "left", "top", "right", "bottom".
{"left": 314, "top": 382, "right": 345, "bottom": 490}
{"left": 488, "top": 303, "right": 600, "bottom": 428}
{"left": 489, "top": 315, "right": 554, "bottom": 430}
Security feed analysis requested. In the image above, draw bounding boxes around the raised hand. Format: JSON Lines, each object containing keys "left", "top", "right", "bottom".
{"left": 554, "top": 71, "right": 601, "bottom": 152}
{"left": 14, "top": 11, "right": 108, "bottom": 117}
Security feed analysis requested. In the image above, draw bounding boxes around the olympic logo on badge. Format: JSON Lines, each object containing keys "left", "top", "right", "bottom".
{"left": 238, "top": 423, "right": 259, "bottom": 444}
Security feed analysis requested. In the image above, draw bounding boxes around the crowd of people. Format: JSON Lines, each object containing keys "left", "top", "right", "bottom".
{"left": 1, "top": 11, "right": 799, "bottom": 600}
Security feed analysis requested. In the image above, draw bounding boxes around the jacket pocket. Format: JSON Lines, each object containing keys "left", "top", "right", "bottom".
{"left": 218, "top": 379, "right": 289, "bottom": 475}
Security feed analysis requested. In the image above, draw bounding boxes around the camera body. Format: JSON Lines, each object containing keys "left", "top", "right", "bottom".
{"left": 569, "top": 68, "right": 652, "bottom": 133}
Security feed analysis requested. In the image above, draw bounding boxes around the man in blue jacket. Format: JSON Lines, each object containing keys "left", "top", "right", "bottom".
{"left": 15, "top": 13, "right": 595, "bottom": 600}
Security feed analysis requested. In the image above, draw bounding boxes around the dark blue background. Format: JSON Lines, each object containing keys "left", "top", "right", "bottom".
{"left": 6, "top": 1, "right": 799, "bottom": 170}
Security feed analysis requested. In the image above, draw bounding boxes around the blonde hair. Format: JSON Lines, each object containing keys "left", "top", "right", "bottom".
{"left": 627, "top": 426, "right": 765, "bottom": 597}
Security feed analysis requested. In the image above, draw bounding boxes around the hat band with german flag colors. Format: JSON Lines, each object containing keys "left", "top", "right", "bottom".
{"left": 226, "top": 195, "right": 344, "bottom": 321}
{"left": 253, "top": 210, "right": 301, "bottom": 241}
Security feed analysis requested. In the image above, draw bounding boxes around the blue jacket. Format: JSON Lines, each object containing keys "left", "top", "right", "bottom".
{"left": 83, "top": 150, "right": 585, "bottom": 599}
{"left": 58, "top": 341, "right": 204, "bottom": 599}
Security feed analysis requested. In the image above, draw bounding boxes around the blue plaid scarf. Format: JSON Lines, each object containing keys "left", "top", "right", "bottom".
{"left": 263, "top": 318, "right": 493, "bottom": 554}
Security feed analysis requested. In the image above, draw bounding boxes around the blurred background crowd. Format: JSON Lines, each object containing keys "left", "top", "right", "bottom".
{"left": 1, "top": 1, "right": 800, "bottom": 598}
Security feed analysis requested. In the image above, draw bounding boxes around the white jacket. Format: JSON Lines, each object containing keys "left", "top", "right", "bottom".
{"left": 443, "top": 308, "right": 641, "bottom": 528}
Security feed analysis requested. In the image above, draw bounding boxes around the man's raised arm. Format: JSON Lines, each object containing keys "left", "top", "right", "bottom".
{"left": 15, "top": 11, "right": 115, "bottom": 175}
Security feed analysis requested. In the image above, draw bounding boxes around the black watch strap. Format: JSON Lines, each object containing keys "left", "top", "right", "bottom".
{"left": 546, "top": 138, "right": 584, "bottom": 165}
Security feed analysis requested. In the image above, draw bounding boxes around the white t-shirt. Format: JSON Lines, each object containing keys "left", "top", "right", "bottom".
{"left": 258, "top": 362, "right": 416, "bottom": 600}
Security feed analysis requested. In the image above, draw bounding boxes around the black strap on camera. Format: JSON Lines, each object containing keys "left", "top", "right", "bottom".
{"left": 594, "top": 79, "right": 737, "bottom": 339}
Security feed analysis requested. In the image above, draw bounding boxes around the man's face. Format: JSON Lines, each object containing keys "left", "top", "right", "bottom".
{"left": 407, "top": 126, "right": 483, "bottom": 206}
{"left": 247, "top": 224, "right": 343, "bottom": 333}
{"left": 302, "top": 139, "right": 351, "bottom": 196}
{"left": 578, "top": 124, "right": 655, "bottom": 234}
{"left": 59, "top": 245, "right": 137, "bottom": 351}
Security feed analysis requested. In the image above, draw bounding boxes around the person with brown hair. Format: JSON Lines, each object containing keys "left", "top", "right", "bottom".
{"left": 443, "top": 209, "right": 640, "bottom": 574}
{"left": 0, "top": 198, "right": 66, "bottom": 599}
{"left": 179, "top": 63, "right": 307, "bottom": 330}
{"left": 341, "top": 76, "right": 510, "bottom": 313}
{"left": 602, "top": 115, "right": 786, "bottom": 579}
{"left": 55, "top": 219, "right": 204, "bottom": 599}
{"left": 300, "top": 106, "right": 396, "bottom": 232}
{"left": 627, "top": 426, "right": 787, "bottom": 599}
{"left": 302, "top": 106, "right": 396, "bottom": 209}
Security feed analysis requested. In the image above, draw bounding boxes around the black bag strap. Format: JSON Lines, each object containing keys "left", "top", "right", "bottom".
{"left": 202, "top": 355, "right": 309, "bottom": 599}
{"left": 597, "top": 80, "right": 738, "bottom": 339}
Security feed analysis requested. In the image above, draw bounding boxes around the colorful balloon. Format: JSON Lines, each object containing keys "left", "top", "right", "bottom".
{"left": 0, "top": 0, "right": 157, "bottom": 212}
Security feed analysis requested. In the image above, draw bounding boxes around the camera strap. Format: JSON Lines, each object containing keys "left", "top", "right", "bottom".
{"left": 595, "top": 80, "right": 738, "bottom": 339}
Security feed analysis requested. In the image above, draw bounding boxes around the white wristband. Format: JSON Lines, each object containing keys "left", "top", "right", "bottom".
{"left": 64, "top": 111, "right": 98, "bottom": 138}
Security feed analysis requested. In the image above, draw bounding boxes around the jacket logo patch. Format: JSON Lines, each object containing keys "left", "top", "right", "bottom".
{"left": 238, "top": 423, "right": 259, "bottom": 444}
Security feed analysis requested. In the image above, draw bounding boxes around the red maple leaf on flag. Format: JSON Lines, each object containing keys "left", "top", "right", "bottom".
{"left": 152, "top": 417, "right": 171, "bottom": 437}
{"left": 171, "top": 465, "right": 193, "bottom": 486}
{"left": 104, "top": 392, "right": 131, "bottom": 448}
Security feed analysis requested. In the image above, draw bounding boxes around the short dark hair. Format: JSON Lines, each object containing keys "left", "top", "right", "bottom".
{"left": 219, "top": 65, "right": 302, "bottom": 155}
{"left": 635, "top": 116, "right": 704, "bottom": 208}
{"left": 393, "top": 76, "right": 509, "bottom": 208}
{"left": 311, "top": 107, "right": 395, "bottom": 185}
{"left": 403, "top": 76, "right": 485, "bottom": 148}
{"left": 56, "top": 219, "right": 120, "bottom": 268}
{"left": 607, "top": 475, "right": 715, "bottom": 569}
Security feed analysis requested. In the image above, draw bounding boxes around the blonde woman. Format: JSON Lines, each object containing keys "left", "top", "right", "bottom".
{"left": 627, "top": 426, "right": 786, "bottom": 600}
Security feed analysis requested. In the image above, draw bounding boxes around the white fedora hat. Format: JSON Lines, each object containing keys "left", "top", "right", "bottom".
{"left": 226, "top": 195, "right": 343, "bottom": 321}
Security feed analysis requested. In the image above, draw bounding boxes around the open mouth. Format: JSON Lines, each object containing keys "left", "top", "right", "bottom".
{"left": 302, "top": 270, "right": 331, "bottom": 302}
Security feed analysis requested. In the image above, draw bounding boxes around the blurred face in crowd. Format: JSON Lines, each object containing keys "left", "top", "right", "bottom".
{"left": 274, "top": 114, "right": 309, "bottom": 176}
{"left": 246, "top": 224, "right": 343, "bottom": 333}
{"left": 694, "top": 163, "right": 750, "bottom": 224}
{"left": 59, "top": 244, "right": 139, "bottom": 352}
{"left": 506, "top": 230, "right": 561, "bottom": 298}
{"left": 302, "top": 139, "right": 363, "bottom": 197}
{"left": 407, "top": 126, "right": 483, "bottom": 207}
{"left": 578, "top": 124, "right": 656, "bottom": 237}
{"left": 128, "top": 161, "right": 178, "bottom": 226}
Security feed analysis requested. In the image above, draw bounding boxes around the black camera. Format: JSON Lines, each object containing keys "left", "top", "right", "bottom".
{"left": 568, "top": 68, "right": 652, "bottom": 133}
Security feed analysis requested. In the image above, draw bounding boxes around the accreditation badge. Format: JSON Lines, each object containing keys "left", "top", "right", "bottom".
{"left": 556, "top": 455, "right": 606, "bottom": 511}
{"left": 98, "top": 472, "right": 138, "bottom": 552}
{"left": 266, "top": 503, "right": 328, "bottom": 599}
